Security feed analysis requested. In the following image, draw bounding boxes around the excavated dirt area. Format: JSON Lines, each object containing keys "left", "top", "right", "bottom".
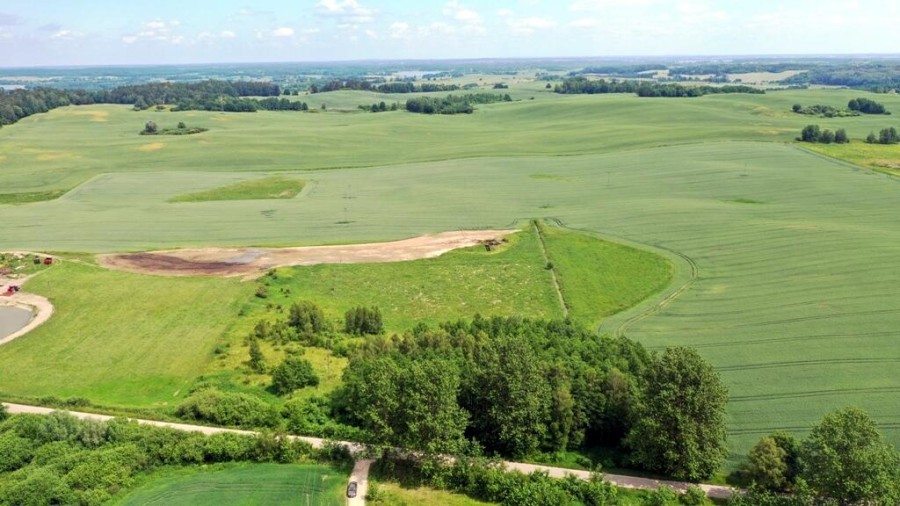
{"left": 98, "top": 230, "right": 518, "bottom": 278}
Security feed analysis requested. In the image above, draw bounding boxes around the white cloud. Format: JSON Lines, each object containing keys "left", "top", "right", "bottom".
{"left": 272, "top": 27, "right": 295, "bottom": 38}
{"left": 145, "top": 20, "right": 167, "bottom": 30}
{"left": 570, "top": 0, "right": 658, "bottom": 10}
{"left": 497, "top": 8, "right": 514, "bottom": 17}
{"left": 677, "top": 1, "right": 728, "bottom": 25}
{"left": 220, "top": 30, "right": 237, "bottom": 39}
{"left": 123, "top": 19, "right": 183, "bottom": 44}
{"left": 389, "top": 22, "right": 409, "bottom": 39}
{"left": 315, "top": 0, "right": 376, "bottom": 23}
{"left": 444, "top": 0, "right": 481, "bottom": 24}
{"left": 50, "top": 29, "right": 83, "bottom": 40}
{"left": 365, "top": 29, "right": 377, "bottom": 38}
{"left": 121, "top": 35, "right": 137, "bottom": 44}
{"left": 569, "top": 18, "right": 597, "bottom": 28}
{"left": 507, "top": 17, "right": 558, "bottom": 35}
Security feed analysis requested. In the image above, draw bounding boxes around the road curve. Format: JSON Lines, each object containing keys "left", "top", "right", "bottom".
{"left": 1, "top": 403, "right": 735, "bottom": 500}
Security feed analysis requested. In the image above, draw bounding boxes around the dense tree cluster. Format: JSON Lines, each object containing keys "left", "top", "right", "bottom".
{"left": 847, "top": 97, "right": 889, "bottom": 114}
{"left": 791, "top": 103, "right": 860, "bottom": 117}
{"left": 344, "top": 306, "right": 384, "bottom": 335}
{"left": 0, "top": 411, "right": 347, "bottom": 506}
{"left": 271, "top": 357, "right": 320, "bottom": 395}
{"left": 405, "top": 93, "right": 512, "bottom": 114}
{"left": 554, "top": 77, "right": 763, "bottom": 97}
{"left": 735, "top": 407, "right": 900, "bottom": 506}
{"left": 798, "top": 124, "right": 849, "bottom": 144}
{"left": 0, "top": 87, "right": 95, "bottom": 126}
{"left": 331, "top": 315, "right": 729, "bottom": 479}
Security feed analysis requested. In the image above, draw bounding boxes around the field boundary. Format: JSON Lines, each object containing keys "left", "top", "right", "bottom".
{"left": 532, "top": 219, "right": 569, "bottom": 318}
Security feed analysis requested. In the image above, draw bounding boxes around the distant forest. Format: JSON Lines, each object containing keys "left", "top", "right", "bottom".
{"left": 0, "top": 80, "right": 293, "bottom": 126}
{"left": 309, "top": 78, "right": 472, "bottom": 94}
{"left": 554, "top": 77, "right": 764, "bottom": 97}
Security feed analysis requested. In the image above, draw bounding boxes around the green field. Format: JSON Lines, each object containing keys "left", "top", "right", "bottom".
{"left": 169, "top": 175, "right": 306, "bottom": 202}
{"left": 114, "top": 464, "right": 346, "bottom": 506}
{"left": 2, "top": 87, "right": 900, "bottom": 466}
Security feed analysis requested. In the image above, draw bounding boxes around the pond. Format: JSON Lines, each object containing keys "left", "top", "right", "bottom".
{"left": 0, "top": 305, "right": 33, "bottom": 339}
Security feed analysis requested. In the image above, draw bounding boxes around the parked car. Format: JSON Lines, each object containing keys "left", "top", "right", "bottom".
{"left": 347, "top": 481, "right": 358, "bottom": 498}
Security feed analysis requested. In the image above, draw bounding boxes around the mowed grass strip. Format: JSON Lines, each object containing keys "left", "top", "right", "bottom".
{"left": 0, "top": 189, "right": 68, "bottom": 205}
{"left": 372, "top": 482, "right": 497, "bottom": 506}
{"left": 0, "top": 261, "right": 249, "bottom": 407}
{"left": 114, "top": 463, "right": 346, "bottom": 506}
{"left": 169, "top": 175, "right": 305, "bottom": 202}
{"left": 255, "top": 230, "right": 563, "bottom": 333}
{"left": 538, "top": 222, "right": 673, "bottom": 328}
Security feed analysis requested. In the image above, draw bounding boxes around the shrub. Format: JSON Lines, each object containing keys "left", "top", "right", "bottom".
{"left": 175, "top": 389, "right": 279, "bottom": 427}
{"left": 681, "top": 485, "right": 710, "bottom": 505}
{"left": 271, "top": 357, "right": 319, "bottom": 395}
{"left": 288, "top": 300, "right": 329, "bottom": 335}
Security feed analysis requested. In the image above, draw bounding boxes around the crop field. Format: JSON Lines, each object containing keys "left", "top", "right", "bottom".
{"left": 2, "top": 86, "right": 900, "bottom": 466}
{"left": 114, "top": 463, "right": 346, "bottom": 506}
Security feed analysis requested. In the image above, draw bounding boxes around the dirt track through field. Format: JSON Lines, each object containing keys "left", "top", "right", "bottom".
{"left": 97, "top": 230, "right": 517, "bottom": 278}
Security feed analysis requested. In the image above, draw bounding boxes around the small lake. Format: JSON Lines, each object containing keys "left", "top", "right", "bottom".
{"left": 0, "top": 306, "right": 33, "bottom": 339}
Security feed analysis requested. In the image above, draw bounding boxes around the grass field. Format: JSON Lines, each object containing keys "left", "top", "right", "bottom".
{"left": 2, "top": 86, "right": 900, "bottom": 466}
{"left": 113, "top": 463, "right": 346, "bottom": 506}
{"left": 371, "top": 482, "right": 497, "bottom": 506}
{"left": 169, "top": 175, "right": 306, "bottom": 202}
{"left": 0, "top": 261, "right": 249, "bottom": 407}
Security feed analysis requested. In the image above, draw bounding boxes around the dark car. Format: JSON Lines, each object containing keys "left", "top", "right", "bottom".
{"left": 347, "top": 481, "right": 358, "bottom": 498}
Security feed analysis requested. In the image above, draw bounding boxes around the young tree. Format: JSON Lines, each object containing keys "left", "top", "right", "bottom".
{"left": 800, "top": 407, "right": 900, "bottom": 505}
{"left": 867, "top": 132, "right": 877, "bottom": 144}
{"left": 626, "top": 347, "right": 728, "bottom": 481}
{"left": 271, "top": 357, "right": 319, "bottom": 395}
{"left": 834, "top": 128, "right": 849, "bottom": 144}
{"left": 745, "top": 436, "right": 789, "bottom": 491}
{"left": 142, "top": 121, "right": 158, "bottom": 135}
{"left": 177, "top": 121, "right": 186, "bottom": 129}
{"left": 792, "top": 103, "right": 802, "bottom": 113}
{"left": 248, "top": 338, "right": 266, "bottom": 373}
{"left": 820, "top": 129, "right": 835, "bottom": 144}
{"left": 878, "top": 127, "right": 899, "bottom": 144}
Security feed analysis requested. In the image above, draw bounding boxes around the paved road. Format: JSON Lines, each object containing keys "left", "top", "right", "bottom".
{"left": 2, "top": 402, "right": 735, "bottom": 500}
{"left": 347, "top": 459, "right": 375, "bottom": 506}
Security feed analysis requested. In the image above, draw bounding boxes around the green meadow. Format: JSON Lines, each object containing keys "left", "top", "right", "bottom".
{"left": 2, "top": 86, "right": 900, "bottom": 466}
{"left": 114, "top": 464, "right": 346, "bottom": 506}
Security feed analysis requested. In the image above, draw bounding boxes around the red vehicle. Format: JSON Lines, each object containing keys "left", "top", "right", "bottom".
{"left": 43, "top": 257, "right": 53, "bottom": 265}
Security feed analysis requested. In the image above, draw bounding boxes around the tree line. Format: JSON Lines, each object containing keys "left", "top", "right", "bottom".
{"left": 309, "top": 79, "right": 466, "bottom": 94}
{"left": 0, "top": 80, "right": 293, "bottom": 128}
{"left": 553, "top": 77, "right": 764, "bottom": 97}
{"left": 405, "top": 93, "right": 512, "bottom": 114}
{"left": 798, "top": 125, "right": 849, "bottom": 144}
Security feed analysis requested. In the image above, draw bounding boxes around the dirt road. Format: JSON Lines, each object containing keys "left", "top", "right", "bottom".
{"left": 98, "top": 230, "right": 517, "bottom": 278}
{"left": 347, "top": 459, "right": 375, "bottom": 506}
{"left": 1, "top": 403, "right": 735, "bottom": 500}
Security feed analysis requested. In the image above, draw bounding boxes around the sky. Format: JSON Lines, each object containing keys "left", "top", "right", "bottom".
{"left": 0, "top": 0, "right": 897, "bottom": 67}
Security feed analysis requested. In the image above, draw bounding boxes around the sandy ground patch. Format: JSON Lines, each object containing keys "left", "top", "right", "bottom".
{"left": 98, "top": 229, "right": 518, "bottom": 278}
{"left": 71, "top": 110, "right": 109, "bottom": 122}
{"left": 35, "top": 152, "right": 79, "bottom": 162}
{"left": 138, "top": 142, "right": 165, "bottom": 152}
{"left": 0, "top": 272, "right": 54, "bottom": 347}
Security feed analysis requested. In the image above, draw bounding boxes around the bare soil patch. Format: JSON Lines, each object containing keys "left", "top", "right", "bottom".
{"left": 138, "top": 142, "right": 165, "bottom": 152}
{"left": 98, "top": 229, "right": 518, "bottom": 278}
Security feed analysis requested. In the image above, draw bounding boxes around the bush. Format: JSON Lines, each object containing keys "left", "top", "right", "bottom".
{"left": 271, "top": 357, "right": 320, "bottom": 395}
{"left": 344, "top": 306, "right": 383, "bottom": 335}
{"left": 175, "top": 389, "right": 279, "bottom": 427}
{"left": 0, "top": 403, "right": 7, "bottom": 422}
{"left": 646, "top": 486, "right": 679, "bottom": 506}
{"left": 681, "top": 485, "right": 710, "bottom": 505}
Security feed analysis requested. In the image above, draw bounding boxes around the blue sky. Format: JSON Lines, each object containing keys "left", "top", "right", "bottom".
{"left": 0, "top": 0, "right": 896, "bottom": 67}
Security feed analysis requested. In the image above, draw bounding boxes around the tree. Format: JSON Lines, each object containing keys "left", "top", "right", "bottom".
{"left": 878, "top": 127, "right": 899, "bottom": 144}
{"left": 142, "top": 121, "right": 158, "bottom": 135}
{"left": 177, "top": 121, "right": 186, "bottom": 129}
{"left": 834, "top": 128, "right": 849, "bottom": 144}
{"left": 248, "top": 338, "right": 266, "bottom": 373}
{"left": 271, "top": 357, "right": 319, "bottom": 395}
{"left": 867, "top": 132, "right": 877, "bottom": 144}
{"left": 800, "top": 407, "right": 900, "bottom": 505}
{"left": 462, "top": 334, "right": 551, "bottom": 458}
{"left": 0, "top": 403, "right": 7, "bottom": 422}
{"left": 287, "top": 301, "right": 328, "bottom": 336}
{"left": 820, "top": 129, "right": 835, "bottom": 144}
{"left": 344, "top": 306, "right": 383, "bottom": 335}
{"left": 745, "top": 436, "right": 789, "bottom": 491}
{"left": 800, "top": 124, "right": 821, "bottom": 142}
{"left": 395, "top": 359, "right": 468, "bottom": 453}
{"left": 626, "top": 347, "right": 728, "bottom": 481}
{"left": 792, "top": 103, "right": 802, "bottom": 113}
